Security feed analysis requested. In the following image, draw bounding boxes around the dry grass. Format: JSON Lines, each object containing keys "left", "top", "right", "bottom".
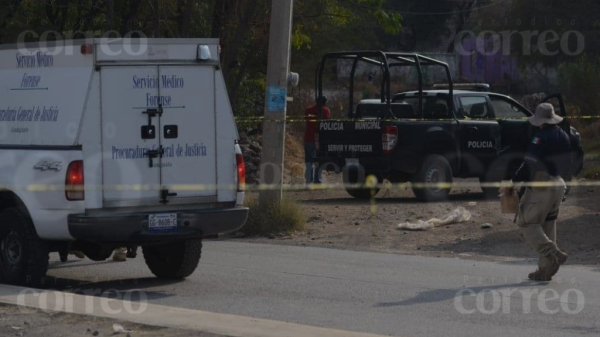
{"left": 241, "top": 197, "right": 306, "bottom": 236}
{"left": 284, "top": 130, "right": 306, "bottom": 180}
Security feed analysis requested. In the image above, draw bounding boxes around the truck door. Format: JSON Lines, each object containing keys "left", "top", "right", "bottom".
{"left": 101, "top": 66, "right": 161, "bottom": 204}
{"left": 457, "top": 96, "right": 501, "bottom": 177}
{"left": 489, "top": 95, "right": 531, "bottom": 155}
{"left": 158, "top": 65, "right": 216, "bottom": 200}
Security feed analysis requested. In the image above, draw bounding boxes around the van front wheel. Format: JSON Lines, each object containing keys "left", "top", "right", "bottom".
{"left": 142, "top": 240, "right": 202, "bottom": 279}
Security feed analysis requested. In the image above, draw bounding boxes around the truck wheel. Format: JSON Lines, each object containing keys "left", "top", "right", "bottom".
{"left": 411, "top": 155, "right": 453, "bottom": 202}
{"left": 142, "top": 240, "right": 202, "bottom": 279}
{"left": 0, "top": 208, "right": 49, "bottom": 286}
{"left": 343, "top": 168, "right": 380, "bottom": 199}
{"left": 480, "top": 172, "right": 505, "bottom": 199}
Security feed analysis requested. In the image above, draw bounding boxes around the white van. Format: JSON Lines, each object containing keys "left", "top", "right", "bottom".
{"left": 0, "top": 39, "right": 248, "bottom": 285}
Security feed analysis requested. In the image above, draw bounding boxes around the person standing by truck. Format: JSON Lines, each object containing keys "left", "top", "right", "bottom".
{"left": 304, "top": 96, "right": 331, "bottom": 185}
{"left": 510, "top": 103, "right": 571, "bottom": 281}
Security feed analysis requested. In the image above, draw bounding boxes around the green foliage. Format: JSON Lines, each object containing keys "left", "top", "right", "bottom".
{"left": 558, "top": 56, "right": 600, "bottom": 124}
{"left": 0, "top": 0, "right": 405, "bottom": 117}
{"left": 242, "top": 197, "right": 307, "bottom": 236}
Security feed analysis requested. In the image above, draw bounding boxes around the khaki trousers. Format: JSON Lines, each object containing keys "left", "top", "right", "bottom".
{"left": 517, "top": 177, "right": 566, "bottom": 270}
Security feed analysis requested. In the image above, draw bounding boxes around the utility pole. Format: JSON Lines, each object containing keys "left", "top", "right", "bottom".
{"left": 259, "top": 0, "right": 294, "bottom": 205}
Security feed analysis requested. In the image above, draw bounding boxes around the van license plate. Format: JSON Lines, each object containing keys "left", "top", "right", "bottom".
{"left": 345, "top": 158, "right": 359, "bottom": 166}
{"left": 148, "top": 213, "right": 178, "bottom": 231}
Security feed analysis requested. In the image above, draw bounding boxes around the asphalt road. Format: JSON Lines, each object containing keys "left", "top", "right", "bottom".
{"left": 43, "top": 241, "right": 600, "bottom": 337}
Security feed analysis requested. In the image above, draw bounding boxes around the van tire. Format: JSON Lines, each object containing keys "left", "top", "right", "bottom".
{"left": 0, "top": 208, "right": 49, "bottom": 286}
{"left": 411, "top": 155, "right": 453, "bottom": 202}
{"left": 142, "top": 240, "right": 202, "bottom": 279}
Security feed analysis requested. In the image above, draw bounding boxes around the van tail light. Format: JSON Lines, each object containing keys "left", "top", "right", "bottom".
{"left": 65, "top": 160, "right": 84, "bottom": 201}
{"left": 235, "top": 146, "right": 246, "bottom": 192}
{"left": 315, "top": 133, "right": 320, "bottom": 152}
{"left": 382, "top": 126, "right": 398, "bottom": 154}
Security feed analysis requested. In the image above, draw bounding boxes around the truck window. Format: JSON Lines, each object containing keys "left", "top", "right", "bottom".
{"left": 397, "top": 96, "right": 449, "bottom": 119}
{"left": 460, "top": 96, "right": 489, "bottom": 119}
{"left": 490, "top": 96, "right": 527, "bottom": 119}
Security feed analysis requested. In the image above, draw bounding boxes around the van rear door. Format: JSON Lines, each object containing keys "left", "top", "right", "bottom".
{"left": 101, "top": 65, "right": 217, "bottom": 206}
{"left": 101, "top": 66, "right": 161, "bottom": 204}
{"left": 158, "top": 65, "right": 216, "bottom": 200}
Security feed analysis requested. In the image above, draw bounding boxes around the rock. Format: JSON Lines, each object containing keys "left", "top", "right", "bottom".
{"left": 250, "top": 142, "right": 262, "bottom": 153}
{"left": 234, "top": 231, "right": 246, "bottom": 238}
{"left": 481, "top": 223, "right": 493, "bottom": 229}
{"left": 245, "top": 162, "right": 258, "bottom": 173}
{"left": 327, "top": 220, "right": 333, "bottom": 224}
{"left": 354, "top": 222, "right": 360, "bottom": 226}
{"left": 93, "top": 332, "right": 99, "bottom": 337}
{"left": 268, "top": 234, "right": 275, "bottom": 239}
{"left": 468, "top": 202, "right": 477, "bottom": 206}
{"left": 307, "top": 215, "right": 322, "bottom": 222}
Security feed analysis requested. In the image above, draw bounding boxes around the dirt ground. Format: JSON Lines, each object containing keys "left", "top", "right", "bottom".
{"left": 243, "top": 172, "right": 600, "bottom": 267}
{"left": 0, "top": 303, "right": 224, "bottom": 337}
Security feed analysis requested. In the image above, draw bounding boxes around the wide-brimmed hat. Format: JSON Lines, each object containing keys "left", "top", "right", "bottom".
{"left": 529, "top": 103, "right": 563, "bottom": 126}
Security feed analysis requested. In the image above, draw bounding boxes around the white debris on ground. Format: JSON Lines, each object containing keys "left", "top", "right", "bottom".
{"left": 112, "top": 323, "right": 133, "bottom": 334}
{"left": 397, "top": 207, "right": 472, "bottom": 231}
{"left": 481, "top": 223, "right": 493, "bottom": 229}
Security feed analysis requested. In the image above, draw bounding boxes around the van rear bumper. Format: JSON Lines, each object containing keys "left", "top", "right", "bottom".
{"left": 68, "top": 207, "right": 249, "bottom": 243}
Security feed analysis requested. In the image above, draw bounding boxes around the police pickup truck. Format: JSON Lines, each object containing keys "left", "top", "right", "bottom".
{"left": 0, "top": 39, "right": 248, "bottom": 285}
{"left": 315, "top": 51, "right": 584, "bottom": 201}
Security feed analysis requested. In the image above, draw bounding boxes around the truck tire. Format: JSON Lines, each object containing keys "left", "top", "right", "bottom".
{"left": 142, "top": 240, "right": 202, "bottom": 279}
{"left": 0, "top": 208, "right": 49, "bottom": 286}
{"left": 343, "top": 168, "right": 380, "bottom": 199}
{"left": 411, "top": 155, "right": 453, "bottom": 202}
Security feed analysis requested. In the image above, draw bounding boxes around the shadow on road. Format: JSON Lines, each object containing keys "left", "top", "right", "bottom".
{"left": 37, "top": 276, "right": 184, "bottom": 301}
{"left": 373, "top": 282, "right": 536, "bottom": 308}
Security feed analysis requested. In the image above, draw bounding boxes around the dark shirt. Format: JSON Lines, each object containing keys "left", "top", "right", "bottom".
{"left": 513, "top": 125, "right": 571, "bottom": 183}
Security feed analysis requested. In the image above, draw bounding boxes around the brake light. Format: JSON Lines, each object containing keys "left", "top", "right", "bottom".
{"left": 382, "top": 126, "right": 398, "bottom": 153}
{"left": 315, "top": 133, "right": 320, "bottom": 151}
{"left": 65, "top": 160, "right": 84, "bottom": 201}
{"left": 236, "top": 151, "right": 246, "bottom": 192}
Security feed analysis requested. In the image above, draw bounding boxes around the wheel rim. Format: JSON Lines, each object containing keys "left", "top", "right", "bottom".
{"left": 426, "top": 166, "right": 445, "bottom": 193}
{"left": 1, "top": 231, "right": 22, "bottom": 267}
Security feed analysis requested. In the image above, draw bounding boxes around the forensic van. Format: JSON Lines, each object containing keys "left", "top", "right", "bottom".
{"left": 0, "top": 39, "right": 248, "bottom": 285}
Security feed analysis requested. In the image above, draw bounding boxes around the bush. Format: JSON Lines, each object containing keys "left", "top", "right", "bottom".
{"left": 242, "top": 197, "right": 306, "bottom": 236}
{"left": 559, "top": 56, "right": 600, "bottom": 128}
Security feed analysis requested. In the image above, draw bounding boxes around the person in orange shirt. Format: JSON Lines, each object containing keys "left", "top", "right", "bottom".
{"left": 304, "top": 96, "right": 331, "bottom": 184}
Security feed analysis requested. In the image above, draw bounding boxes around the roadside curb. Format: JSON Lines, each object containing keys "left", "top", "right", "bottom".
{"left": 0, "top": 284, "right": 388, "bottom": 337}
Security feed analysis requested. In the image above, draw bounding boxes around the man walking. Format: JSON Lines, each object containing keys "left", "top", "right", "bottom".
{"left": 511, "top": 103, "right": 571, "bottom": 281}
{"left": 304, "top": 96, "right": 330, "bottom": 185}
